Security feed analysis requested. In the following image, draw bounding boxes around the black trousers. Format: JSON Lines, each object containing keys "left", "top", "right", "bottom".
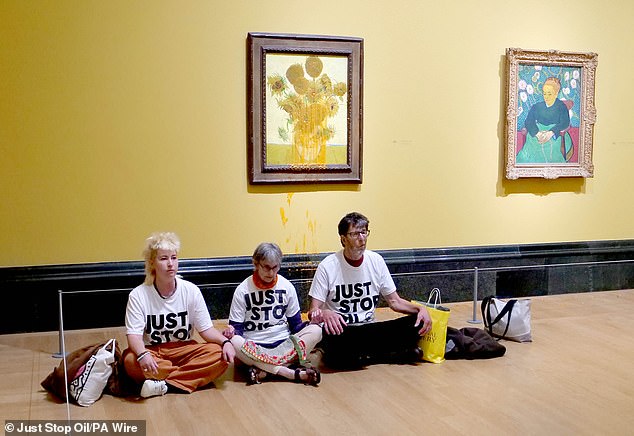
{"left": 319, "top": 314, "right": 422, "bottom": 369}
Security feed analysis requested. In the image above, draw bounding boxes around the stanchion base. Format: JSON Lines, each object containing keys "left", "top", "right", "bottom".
{"left": 466, "top": 319, "right": 481, "bottom": 324}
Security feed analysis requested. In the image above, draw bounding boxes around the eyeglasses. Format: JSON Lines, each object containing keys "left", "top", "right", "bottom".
{"left": 257, "top": 263, "right": 280, "bottom": 272}
{"left": 346, "top": 229, "right": 370, "bottom": 239}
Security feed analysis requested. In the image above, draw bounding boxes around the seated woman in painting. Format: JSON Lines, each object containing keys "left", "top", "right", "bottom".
{"left": 516, "top": 77, "right": 573, "bottom": 164}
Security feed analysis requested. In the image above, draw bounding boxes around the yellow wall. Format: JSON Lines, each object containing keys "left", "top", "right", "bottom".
{"left": 2, "top": 0, "right": 633, "bottom": 267}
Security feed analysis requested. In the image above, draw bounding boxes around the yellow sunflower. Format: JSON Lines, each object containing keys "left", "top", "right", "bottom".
{"left": 333, "top": 82, "right": 347, "bottom": 97}
{"left": 286, "top": 63, "right": 305, "bottom": 85}
{"left": 318, "top": 74, "right": 333, "bottom": 94}
{"left": 278, "top": 97, "right": 297, "bottom": 117}
{"left": 305, "top": 56, "right": 323, "bottom": 78}
{"left": 292, "top": 77, "right": 310, "bottom": 95}
{"left": 267, "top": 74, "right": 286, "bottom": 96}
{"left": 305, "top": 81, "right": 323, "bottom": 103}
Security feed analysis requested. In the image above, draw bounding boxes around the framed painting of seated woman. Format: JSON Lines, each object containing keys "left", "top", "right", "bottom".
{"left": 504, "top": 48, "right": 598, "bottom": 179}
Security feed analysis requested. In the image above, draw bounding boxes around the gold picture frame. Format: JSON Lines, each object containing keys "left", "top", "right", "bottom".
{"left": 247, "top": 32, "right": 363, "bottom": 184}
{"left": 504, "top": 48, "right": 598, "bottom": 179}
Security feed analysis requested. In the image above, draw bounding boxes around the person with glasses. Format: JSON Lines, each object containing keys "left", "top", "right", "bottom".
{"left": 222, "top": 242, "right": 322, "bottom": 386}
{"left": 308, "top": 212, "right": 432, "bottom": 369}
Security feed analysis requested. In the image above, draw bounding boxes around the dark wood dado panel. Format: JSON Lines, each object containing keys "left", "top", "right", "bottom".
{"left": 2, "top": 240, "right": 634, "bottom": 334}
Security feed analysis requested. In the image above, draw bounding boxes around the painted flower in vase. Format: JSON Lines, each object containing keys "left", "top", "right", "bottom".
{"left": 266, "top": 55, "right": 348, "bottom": 166}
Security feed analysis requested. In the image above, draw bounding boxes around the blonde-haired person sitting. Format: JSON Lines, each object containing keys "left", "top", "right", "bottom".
{"left": 223, "top": 242, "right": 322, "bottom": 385}
{"left": 123, "top": 232, "right": 235, "bottom": 398}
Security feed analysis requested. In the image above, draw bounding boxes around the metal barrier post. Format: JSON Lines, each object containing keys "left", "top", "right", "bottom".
{"left": 52, "top": 289, "right": 66, "bottom": 358}
{"left": 467, "top": 267, "right": 481, "bottom": 324}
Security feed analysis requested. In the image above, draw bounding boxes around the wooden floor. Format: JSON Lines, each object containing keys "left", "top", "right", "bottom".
{"left": 2, "top": 290, "right": 634, "bottom": 436}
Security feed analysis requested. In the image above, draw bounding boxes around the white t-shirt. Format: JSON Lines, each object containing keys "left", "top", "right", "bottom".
{"left": 309, "top": 250, "right": 396, "bottom": 324}
{"left": 125, "top": 277, "right": 213, "bottom": 346}
{"left": 229, "top": 274, "right": 300, "bottom": 344}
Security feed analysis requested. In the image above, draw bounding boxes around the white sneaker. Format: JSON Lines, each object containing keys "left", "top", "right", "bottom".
{"left": 140, "top": 379, "right": 167, "bottom": 398}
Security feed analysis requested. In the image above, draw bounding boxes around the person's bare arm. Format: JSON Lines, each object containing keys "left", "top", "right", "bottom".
{"left": 309, "top": 298, "right": 347, "bottom": 335}
{"left": 199, "top": 327, "right": 235, "bottom": 363}
{"left": 127, "top": 333, "right": 159, "bottom": 376}
{"left": 383, "top": 292, "right": 432, "bottom": 335}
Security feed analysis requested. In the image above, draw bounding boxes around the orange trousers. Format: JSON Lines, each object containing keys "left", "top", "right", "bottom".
{"left": 123, "top": 340, "right": 228, "bottom": 393}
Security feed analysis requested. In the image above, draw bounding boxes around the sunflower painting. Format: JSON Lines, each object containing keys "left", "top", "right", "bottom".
{"left": 264, "top": 54, "right": 349, "bottom": 166}
{"left": 248, "top": 33, "right": 363, "bottom": 184}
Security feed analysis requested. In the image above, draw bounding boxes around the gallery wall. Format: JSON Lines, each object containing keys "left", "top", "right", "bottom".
{"left": 1, "top": 0, "right": 633, "bottom": 267}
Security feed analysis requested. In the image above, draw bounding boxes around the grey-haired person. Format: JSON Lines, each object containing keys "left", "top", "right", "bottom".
{"left": 223, "top": 242, "right": 322, "bottom": 385}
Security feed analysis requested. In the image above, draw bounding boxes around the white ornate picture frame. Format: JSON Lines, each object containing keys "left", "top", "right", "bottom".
{"left": 505, "top": 48, "right": 598, "bottom": 179}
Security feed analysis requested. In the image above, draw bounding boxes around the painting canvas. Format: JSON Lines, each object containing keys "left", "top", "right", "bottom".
{"left": 265, "top": 53, "right": 349, "bottom": 167}
{"left": 505, "top": 48, "right": 598, "bottom": 179}
{"left": 248, "top": 33, "right": 363, "bottom": 184}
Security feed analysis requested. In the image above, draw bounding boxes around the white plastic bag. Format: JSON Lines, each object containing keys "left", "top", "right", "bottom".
{"left": 68, "top": 338, "right": 116, "bottom": 406}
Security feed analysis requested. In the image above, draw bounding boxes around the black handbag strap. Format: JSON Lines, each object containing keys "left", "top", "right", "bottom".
{"left": 481, "top": 296, "right": 516, "bottom": 340}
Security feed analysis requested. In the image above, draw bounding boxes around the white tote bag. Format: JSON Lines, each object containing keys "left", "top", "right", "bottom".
{"left": 481, "top": 296, "right": 532, "bottom": 342}
{"left": 68, "top": 338, "right": 117, "bottom": 406}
